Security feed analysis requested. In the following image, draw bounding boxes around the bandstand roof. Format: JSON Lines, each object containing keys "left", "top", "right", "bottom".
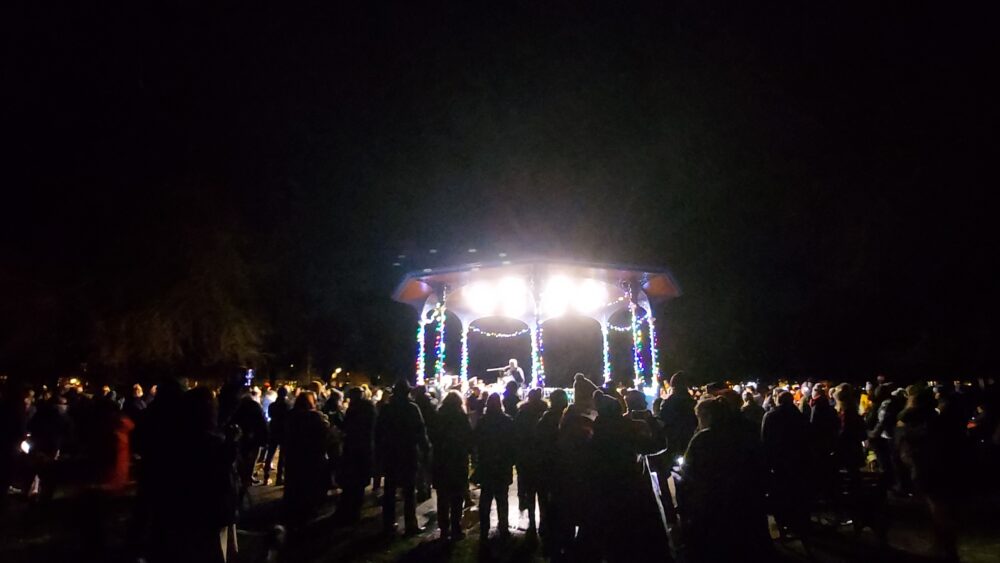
{"left": 392, "top": 258, "right": 681, "bottom": 325}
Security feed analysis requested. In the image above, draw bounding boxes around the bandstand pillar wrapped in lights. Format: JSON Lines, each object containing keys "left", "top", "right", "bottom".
{"left": 393, "top": 259, "right": 681, "bottom": 388}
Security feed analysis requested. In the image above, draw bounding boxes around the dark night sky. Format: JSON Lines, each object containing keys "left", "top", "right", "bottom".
{"left": 2, "top": 2, "right": 997, "bottom": 383}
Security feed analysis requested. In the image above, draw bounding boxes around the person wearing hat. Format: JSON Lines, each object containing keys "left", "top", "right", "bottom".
{"left": 571, "top": 373, "right": 598, "bottom": 411}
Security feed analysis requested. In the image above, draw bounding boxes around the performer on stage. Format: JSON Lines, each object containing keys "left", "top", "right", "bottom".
{"left": 503, "top": 358, "right": 525, "bottom": 386}
{"left": 486, "top": 358, "right": 527, "bottom": 385}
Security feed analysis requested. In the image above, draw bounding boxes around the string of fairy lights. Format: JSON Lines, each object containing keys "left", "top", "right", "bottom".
{"left": 416, "top": 283, "right": 659, "bottom": 387}
{"left": 468, "top": 326, "right": 531, "bottom": 338}
{"left": 648, "top": 314, "right": 662, "bottom": 381}
{"left": 533, "top": 323, "right": 546, "bottom": 387}
{"left": 415, "top": 316, "right": 427, "bottom": 383}
{"left": 607, "top": 313, "right": 649, "bottom": 332}
{"left": 601, "top": 322, "right": 612, "bottom": 384}
{"left": 460, "top": 325, "right": 470, "bottom": 381}
{"left": 434, "top": 288, "right": 448, "bottom": 380}
{"left": 627, "top": 286, "right": 646, "bottom": 386}
{"left": 415, "top": 297, "right": 448, "bottom": 385}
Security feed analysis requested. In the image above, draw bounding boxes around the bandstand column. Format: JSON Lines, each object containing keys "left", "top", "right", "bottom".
{"left": 415, "top": 301, "right": 434, "bottom": 385}
{"left": 600, "top": 317, "right": 611, "bottom": 385}
{"left": 529, "top": 270, "right": 545, "bottom": 388}
{"left": 433, "top": 288, "right": 448, "bottom": 380}
{"left": 648, "top": 313, "right": 661, "bottom": 382}
{"left": 530, "top": 318, "right": 544, "bottom": 388}
{"left": 459, "top": 320, "right": 470, "bottom": 384}
{"left": 627, "top": 284, "right": 645, "bottom": 387}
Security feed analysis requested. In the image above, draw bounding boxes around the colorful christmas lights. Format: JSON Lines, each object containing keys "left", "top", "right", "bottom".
{"left": 460, "top": 323, "right": 470, "bottom": 382}
{"left": 648, "top": 315, "right": 661, "bottom": 381}
{"left": 536, "top": 324, "right": 546, "bottom": 387}
{"left": 601, "top": 321, "right": 611, "bottom": 384}
{"left": 433, "top": 294, "right": 447, "bottom": 379}
{"left": 529, "top": 323, "right": 546, "bottom": 388}
{"left": 608, "top": 313, "right": 648, "bottom": 332}
{"left": 415, "top": 316, "right": 427, "bottom": 384}
{"left": 628, "top": 287, "right": 645, "bottom": 387}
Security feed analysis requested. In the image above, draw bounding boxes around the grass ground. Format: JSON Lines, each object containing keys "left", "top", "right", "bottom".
{"left": 2, "top": 475, "right": 999, "bottom": 562}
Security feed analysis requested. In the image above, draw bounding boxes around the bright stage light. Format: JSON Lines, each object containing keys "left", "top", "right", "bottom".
{"left": 498, "top": 277, "right": 527, "bottom": 317}
{"left": 463, "top": 281, "right": 496, "bottom": 316}
{"left": 573, "top": 279, "right": 607, "bottom": 313}
{"left": 542, "top": 277, "right": 607, "bottom": 316}
{"left": 541, "top": 275, "right": 573, "bottom": 317}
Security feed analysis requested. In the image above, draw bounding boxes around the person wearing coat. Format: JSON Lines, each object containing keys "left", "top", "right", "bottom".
{"left": 658, "top": 371, "right": 697, "bottom": 461}
{"left": 896, "top": 386, "right": 959, "bottom": 560}
{"left": 502, "top": 380, "right": 521, "bottom": 418}
{"left": 430, "top": 390, "right": 473, "bottom": 539}
{"left": 798, "top": 380, "right": 814, "bottom": 421}
{"left": 78, "top": 393, "right": 136, "bottom": 558}
{"left": 808, "top": 384, "right": 839, "bottom": 489}
{"left": 283, "top": 391, "right": 332, "bottom": 523}
{"left": 412, "top": 385, "right": 437, "bottom": 502}
{"left": 535, "top": 388, "right": 568, "bottom": 553}
{"left": 474, "top": 393, "right": 515, "bottom": 541}
{"left": 592, "top": 391, "right": 672, "bottom": 562}
{"left": 375, "top": 378, "right": 431, "bottom": 535}
{"left": 834, "top": 386, "right": 867, "bottom": 475}
{"left": 334, "top": 387, "right": 376, "bottom": 525}
{"left": 166, "top": 387, "right": 240, "bottom": 563}
{"left": 228, "top": 391, "right": 268, "bottom": 500}
{"left": 741, "top": 391, "right": 765, "bottom": 432}
{"left": 761, "top": 391, "right": 811, "bottom": 536}
{"left": 122, "top": 384, "right": 147, "bottom": 424}
{"left": 264, "top": 386, "right": 291, "bottom": 486}
{"left": 551, "top": 374, "right": 599, "bottom": 560}
{"left": 679, "top": 397, "right": 771, "bottom": 563}
{"left": 865, "top": 383, "right": 896, "bottom": 489}
{"left": 513, "top": 387, "right": 547, "bottom": 534}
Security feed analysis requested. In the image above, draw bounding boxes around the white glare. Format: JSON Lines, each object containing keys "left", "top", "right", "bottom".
{"left": 542, "top": 275, "right": 573, "bottom": 317}
{"left": 463, "top": 281, "right": 496, "bottom": 316}
{"left": 573, "top": 279, "right": 608, "bottom": 313}
{"left": 498, "top": 277, "right": 527, "bottom": 317}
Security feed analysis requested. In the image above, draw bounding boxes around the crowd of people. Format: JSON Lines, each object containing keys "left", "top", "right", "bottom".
{"left": 1, "top": 370, "right": 998, "bottom": 563}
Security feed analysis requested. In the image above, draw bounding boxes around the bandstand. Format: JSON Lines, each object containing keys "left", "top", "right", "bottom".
{"left": 392, "top": 259, "right": 681, "bottom": 389}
